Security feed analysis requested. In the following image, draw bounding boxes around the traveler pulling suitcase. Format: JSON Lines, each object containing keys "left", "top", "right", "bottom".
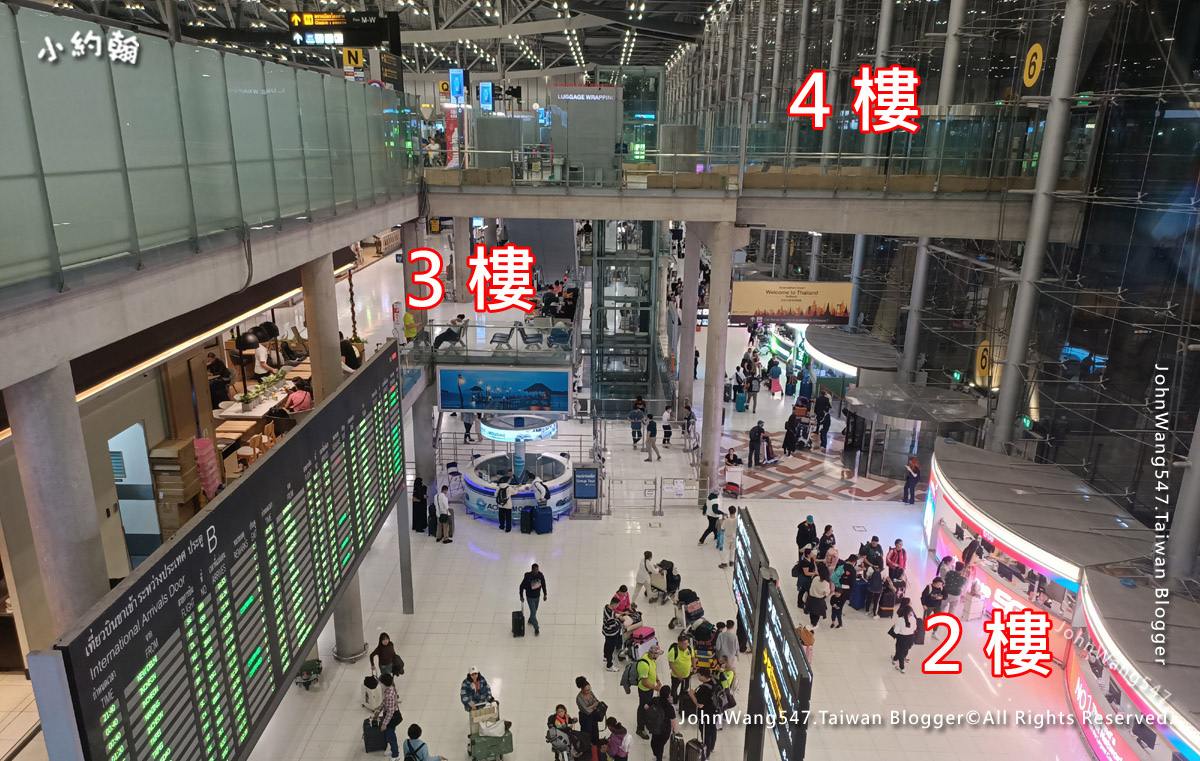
{"left": 735, "top": 392, "right": 747, "bottom": 412}
{"left": 534, "top": 505, "right": 553, "bottom": 534}
{"left": 520, "top": 507, "right": 535, "bottom": 534}
{"left": 512, "top": 610, "right": 526, "bottom": 637}
{"left": 362, "top": 718, "right": 387, "bottom": 753}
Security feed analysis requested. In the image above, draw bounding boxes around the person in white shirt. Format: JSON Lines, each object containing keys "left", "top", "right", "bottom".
{"left": 252, "top": 342, "right": 276, "bottom": 380}
{"left": 662, "top": 406, "right": 673, "bottom": 447}
{"left": 435, "top": 485, "right": 453, "bottom": 544}
{"left": 890, "top": 598, "right": 918, "bottom": 673}
{"left": 633, "top": 550, "right": 657, "bottom": 603}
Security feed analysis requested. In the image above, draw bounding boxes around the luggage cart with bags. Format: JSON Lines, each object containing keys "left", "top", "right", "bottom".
{"left": 648, "top": 559, "right": 680, "bottom": 605}
{"left": 721, "top": 465, "right": 743, "bottom": 498}
{"left": 670, "top": 587, "right": 704, "bottom": 631}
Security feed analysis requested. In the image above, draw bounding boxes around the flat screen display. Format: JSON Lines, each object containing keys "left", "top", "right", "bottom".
{"left": 760, "top": 586, "right": 812, "bottom": 761}
{"left": 437, "top": 366, "right": 571, "bottom": 412}
{"left": 733, "top": 510, "right": 768, "bottom": 654}
{"left": 54, "top": 342, "right": 406, "bottom": 761}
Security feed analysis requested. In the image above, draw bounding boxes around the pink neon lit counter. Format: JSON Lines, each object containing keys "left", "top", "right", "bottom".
{"left": 925, "top": 440, "right": 1199, "bottom": 761}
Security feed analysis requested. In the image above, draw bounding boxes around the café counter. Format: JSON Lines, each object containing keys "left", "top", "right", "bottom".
{"left": 924, "top": 439, "right": 1154, "bottom": 664}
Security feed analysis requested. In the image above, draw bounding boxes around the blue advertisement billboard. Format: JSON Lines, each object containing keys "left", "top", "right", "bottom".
{"left": 573, "top": 467, "right": 599, "bottom": 499}
{"left": 449, "top": 67, "right": 464, "bottom": 102}
{"left": 437, "top": 367, "right": 572, "bottom": 412}
{"left": 480, "top": 80, "right": 493, "bottom": 111}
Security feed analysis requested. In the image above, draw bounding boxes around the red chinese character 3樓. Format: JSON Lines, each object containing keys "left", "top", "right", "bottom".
{"left": 851, "top": 65, "right": 921, "bottom": 133}
{"left": 983, "top": 609, "right": 1054, "bottom": 678}
{"left": 467, "top": 244, "right": 537, "bottom": 313}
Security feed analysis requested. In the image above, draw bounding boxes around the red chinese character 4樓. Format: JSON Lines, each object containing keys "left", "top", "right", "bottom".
{"left": 466, "top": 244, "right": 536, "bottom": 313}
{"left": 851, "top": 65, "right": 921, "bottom": 133}
{"left": 983, "top": 609, "right": 1054, "bottom": 678}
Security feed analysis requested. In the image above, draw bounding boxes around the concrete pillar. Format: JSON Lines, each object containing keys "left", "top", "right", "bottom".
{"left": 300, "top": 253, "right": 366, "bottom": 662}
{"left": 677, "top": 225, "right": 702, "bottom": 410}
{"left": 991, "top": 0, "right": 1087, "bottom": 452}
{"left": 2, "top": 363, "right": 110, "bottom": 638}
{"left": 808, "top": 234, "right": 820, "bottom": 282}
{"left": 412, "top": 383, "right": 437, "bottom": 489}
{"left": 848, "top": 234, "right": 867, "bottom": 332}
{"left": 863, "top": 0, "right": 896, "bottom": 165}
{"left": 399, "top": 220, "right": 422, "bottom": 309}
{"left": 819, "top": 0, "right": 846, "bottom": 166}
{"left": 899, "top": 237, "right": 931, "bottom": 381}
{"left": 699, "top": 223, "right": 736, "bottom": 491}
{"left": 938, "top": 0, "right": 968, "bottom": 105}
{"left": 453, "top": 216, "right": 471, "bottom": 302}
{"left": 788, "top": 0, "right": 812, "bottom": 155}
{"left": 300, "top": 253, "right": 343, "bottom": 404}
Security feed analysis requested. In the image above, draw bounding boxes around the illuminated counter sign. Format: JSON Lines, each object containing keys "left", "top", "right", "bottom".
{"left": 45, "top": 342, "right": 406, "bottom": 761}
{"left": 479, "top": 420, "right": 558, "bottom": 443}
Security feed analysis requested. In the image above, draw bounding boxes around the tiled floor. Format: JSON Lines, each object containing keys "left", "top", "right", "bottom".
{"left": 0, "top": 674, "right": 39, "bottom": 758}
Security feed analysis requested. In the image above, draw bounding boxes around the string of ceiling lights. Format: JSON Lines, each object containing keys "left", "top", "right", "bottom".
{"left": 619, "top": 28, "right": 636, "bottom": 65}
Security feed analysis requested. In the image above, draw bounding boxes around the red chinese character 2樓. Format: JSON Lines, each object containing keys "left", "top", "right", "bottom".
{"left": 983, "top": 609, "right": 1054, "bottom": 679}
{"left": 851, "top": 65, "right": 922, "bottom": 134}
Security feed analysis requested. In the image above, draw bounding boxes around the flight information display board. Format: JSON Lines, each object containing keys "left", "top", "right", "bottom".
{"left": 54, "top": 342, "right": 405, "bottom": 761}
{"left": 733, "top": 510, "right": 769, "bottom": 653}
{"left": 759, "top": 586, "right": 812, "bottom": 761}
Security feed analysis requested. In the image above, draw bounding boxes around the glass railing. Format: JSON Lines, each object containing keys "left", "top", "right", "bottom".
{"left": 0, "top": 3, "right": 422, "bottom": 296}
{"left": 402, "top": 316, "right": 579, "bottom": 366}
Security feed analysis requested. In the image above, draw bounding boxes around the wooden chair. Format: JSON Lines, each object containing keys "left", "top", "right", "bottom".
{"left": 263, "top": 421, "right": 277, "bottom": 447}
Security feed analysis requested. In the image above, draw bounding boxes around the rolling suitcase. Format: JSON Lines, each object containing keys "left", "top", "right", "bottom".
{"left": 427, "top": 504, "right": 437, "bottom": 536}
{"left": 534, "top": 505, "right": 553, "bottom": 534}
{"left": 723, "top": 383, "right": 732, "bottom": 402}
{"left": 512, "top": 610, "right": 525, "bottom": 637}
{"left": 684, "top": 738, "right": 706, "bottom": 761}
{"left": 362, "top": 718, "right": 387, "bottom": 753}
{"left": 878, "top": 589, "right": 896, "bottom": 619}
{"left": 363, "top": 675, "right": 382, "bottom": 711}
{"left": 735, "top": 392, "right": 747, "bottom": 412}
{"left": 849, "top": 579, "right": 869, "bottom": 610}
{"left": 913, "top": 616, "right": 926, "bottom": 646}
{"left": 520, "top": 507, "right": 535, "bottom": 534}
{"left": 670, "top": 734, "right": 687, "bottom": 761}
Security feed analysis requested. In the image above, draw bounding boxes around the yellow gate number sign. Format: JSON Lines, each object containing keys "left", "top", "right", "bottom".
{"left": 438, "top": 80, "right": 450, "bottom": 96}
{"left": 1023, "top": 43, "right": 1044, "bottom": 88}
{"left": 343, "top": 48, "right": 363, "bottom": 68}
{"left": 975, "top": 340, "right": 991, "bottom": 386}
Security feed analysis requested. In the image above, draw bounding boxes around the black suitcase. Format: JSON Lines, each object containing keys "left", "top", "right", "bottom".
{"left": 363, "top": 718, "right": 387, "bottom": 753}
{"left": 685, "top": 737, "right": 706, "bottom": 761}
{"left": 670, "top": 733, "right": 686, "bottom": 761}
{"left": 512, "top": 609, "right": 525, "bottom": 637}
{"left": 427, "top": 505, "right": 437, "bottom": 536}
{"left": 520, "top": 507, "right": 534, "bottom": 534}
{"left": 723, "top": 383, "right": 732, "bottom": 402}
{"left": 913, "top": 616, "right": 926, "bottom": 646}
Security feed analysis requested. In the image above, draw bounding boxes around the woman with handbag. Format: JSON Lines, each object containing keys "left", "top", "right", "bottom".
{"left": 890, "top": 598, "right": 919, "bottom": 673}
{"left": 575, "top": 677, "right": 606, "bottom": 752}
{"left": 795, "top": 547, "right": 817, "bottom": 606}
{"left": 804, "top": 564, "right": 831, "bottom": 627}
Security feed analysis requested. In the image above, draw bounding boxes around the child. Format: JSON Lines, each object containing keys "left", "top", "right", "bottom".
{"left": 717, "top": 506, "right": 739, "bottom": 569}
{"left": 829, "top": 587, "right": 845, "bottom": 629}
{"left": 605, "top": 717, "right": 632, "bottom": 760}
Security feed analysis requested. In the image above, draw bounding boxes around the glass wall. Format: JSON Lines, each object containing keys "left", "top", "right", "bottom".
{"left": 0, "top": 4, "right": 421, "bottom": 299}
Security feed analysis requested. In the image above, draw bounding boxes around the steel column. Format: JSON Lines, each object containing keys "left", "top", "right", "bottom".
{"left": 863, "top": 0, "right": 896, "bottom": 165}
{"left": 750, "top": 0, "right": 768, "bottom": 123}
{"left": 899, "top": 237, "right": 931, "bottom": 380}
{"left": 938, "top": 0, "right": 968, "bottom": 106}
{"left": 848, "top": 233, "right": 867, "bottom": 331}
{"left": 819, "top": 0, "right": 846, "bottom": 167}
{"left": 990, "top": 0, "right": 1088, "bottom": 451}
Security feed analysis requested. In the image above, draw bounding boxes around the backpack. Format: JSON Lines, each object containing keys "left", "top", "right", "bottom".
{"left": 712, "top": 684, "right": 731, "bottom": 712}
{"left": 645, "top": 702, "right": 668, "bottom": 736}
{"left": 749, "top": 378, "right": 761, "bottom": 392}
{"left": 403, "top": 740, "right": 425, "bottom": 761}
{"left": 496, "top": 485, "right": 509, "bottom": 507}
{"left": 620, "top": 660, "right": 641, "bottom": 694}
{"left": 831, "top": 562, "right": 846, "bottom": 588}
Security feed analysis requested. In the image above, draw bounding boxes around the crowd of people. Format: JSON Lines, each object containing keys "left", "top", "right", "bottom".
{"left": 793, "top": 514, "right": 971, "bottom": 674}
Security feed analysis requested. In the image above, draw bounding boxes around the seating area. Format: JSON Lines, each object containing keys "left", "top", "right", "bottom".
{"left": 414, "top": 317, "right": 574, "bottom": 360}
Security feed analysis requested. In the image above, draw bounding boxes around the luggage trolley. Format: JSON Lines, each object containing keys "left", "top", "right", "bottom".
{"left": 722, "top": 465, "right": 743, "bottom": 498}
{"left": 648, "top": 559, "right": 680, "bottom": 606}
{"left": 669, "top": 588, "right": 704, "bottom": 631}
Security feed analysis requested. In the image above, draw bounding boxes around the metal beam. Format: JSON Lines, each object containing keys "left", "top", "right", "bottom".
{"left": 400, "top": 64, "right": 588, "bottom": 81}
{"left": 401, "top": 13, "right": 607, "bottom": 43}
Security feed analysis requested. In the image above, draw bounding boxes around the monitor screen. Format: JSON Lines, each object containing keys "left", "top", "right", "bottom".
{"left": 981, "top": 538, "right": 996, "bottom": 555}
{"left": 1131, "top": 722, "right": 1156, "bottom": 750}
{"left": 997, "top": 563, "right": 1015, "bottom": 582}
{"left": 1087, "top": 654, "right": 1105, "bottom": 680}
{"left": 1107, "top": 682, "right": 1122, "bottom": 706}
{"left": 954, "top": 524, "right": 965, "bottom": 541}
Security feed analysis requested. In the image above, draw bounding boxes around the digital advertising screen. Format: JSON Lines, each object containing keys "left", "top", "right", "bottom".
{"left": 436, "top": 366, "right": 571, "bottom": 412}
{"left": 733, "top": 510, "right": 769, "bottom": 654}
{"left": 53, "top": 342, "right": 406, "bottom": 761}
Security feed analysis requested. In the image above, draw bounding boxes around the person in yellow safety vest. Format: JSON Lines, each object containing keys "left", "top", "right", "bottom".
{"left": 666, "top": 633, "right": 693, "bottom": 704}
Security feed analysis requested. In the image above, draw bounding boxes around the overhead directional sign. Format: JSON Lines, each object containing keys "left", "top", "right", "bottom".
{"left": 287, "top": 12, "right": 383, "bottom": 46}
{"left": 289, "top": 11, "right": 347, "bottom": 27}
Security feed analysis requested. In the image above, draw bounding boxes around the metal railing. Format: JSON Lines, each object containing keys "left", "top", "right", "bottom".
{"left": 605, "top": 475, "right": 709, "bottom": 517}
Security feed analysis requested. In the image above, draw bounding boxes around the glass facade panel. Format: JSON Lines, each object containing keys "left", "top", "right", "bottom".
{"left": 297, "top": 70, "right": 335, "bottom": 215}
{"left": 0, "top": 6, "right": 55, "bottom": 289}
{"left": 347, "top": 85, "right": 374, "bottom": 205}
{"left": 18, "top": 11, "right": 135, "bottom": 268}
{"left": 264, "top": 64, "right": 308, "bottom": 219}
{"left": 323, "top": 76, "right": 357, "bottom": 210}
{"left": 225, "top": 53, "right": 279, "bottom": 227}
{"left": 175, "top": 45, "right": 242, "bottom": 244}
{"left": 112, "top": 33, "right": 194, "bottom": 252}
